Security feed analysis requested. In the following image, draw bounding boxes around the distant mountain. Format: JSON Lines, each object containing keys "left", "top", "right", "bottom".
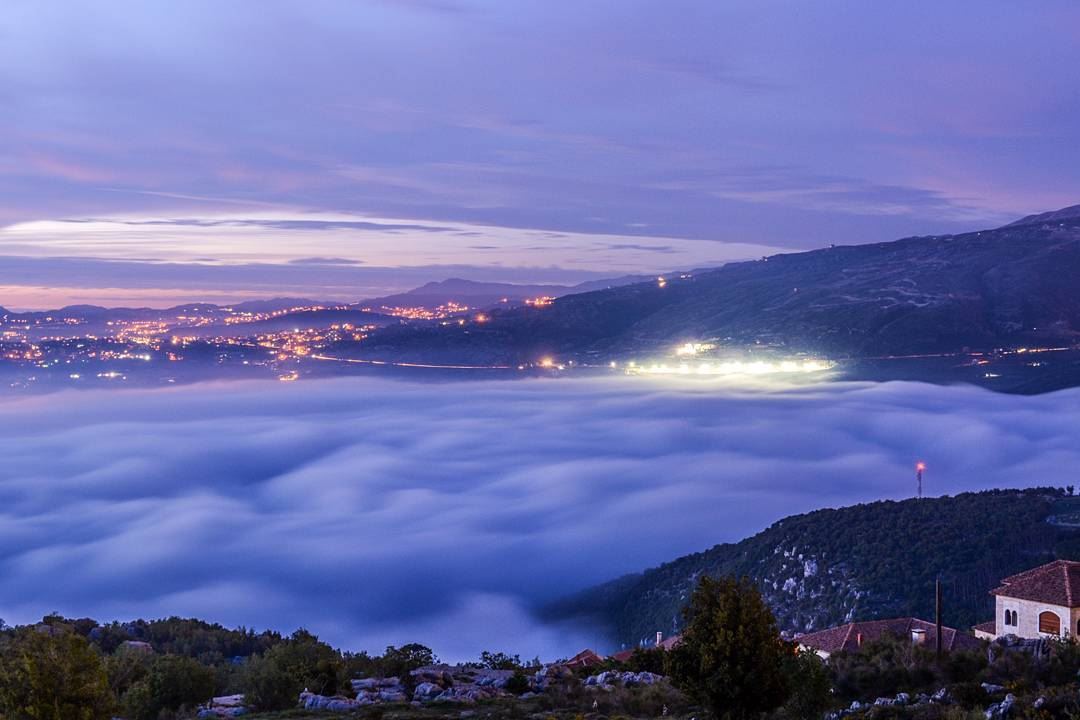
{"left": 229, "top": 298, "right": 321, "bottom": 313}
{"left": 359, "top": 276, "right": 648, "bottom": 311}
{"left": 544, "top": 489, "right": 1080, "bottom": 649}
{"left": 359, "top": 205, "right": 1080, "bottom": 365}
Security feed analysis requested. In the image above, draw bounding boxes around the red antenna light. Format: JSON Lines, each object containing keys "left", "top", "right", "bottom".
{"left": 916, "top": 462, "right": 926, "bottom": 498}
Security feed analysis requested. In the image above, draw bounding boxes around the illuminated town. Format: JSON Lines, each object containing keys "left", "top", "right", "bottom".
{"left": 1, "top": 290, "right": 1077, "bottom": 394}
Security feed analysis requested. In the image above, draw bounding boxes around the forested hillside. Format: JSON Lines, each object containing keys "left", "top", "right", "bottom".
{"left": 547, "top": 489, "right": 1080, "bottom": 648}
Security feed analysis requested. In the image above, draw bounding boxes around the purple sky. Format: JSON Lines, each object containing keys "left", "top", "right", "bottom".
{"left": 2, "top": 1, "right": 1079, "bottom": 308}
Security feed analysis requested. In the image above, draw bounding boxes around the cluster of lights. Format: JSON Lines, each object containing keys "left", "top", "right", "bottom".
{"left": 382, "top": 302, "right": 470, "bottom": 320}
{"left": 625, "top": 359, "right": 832, "bottom": 376}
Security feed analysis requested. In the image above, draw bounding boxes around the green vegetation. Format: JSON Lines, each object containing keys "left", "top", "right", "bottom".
{"left": 549, "top": 488, "right": 1080, "bottom": 645}
{"left": 667, "top": 576, "right": 791, "bottom": 720}
{"left": 0, "top": 625, "right": 114, "bottom": 720}
{"left": 0, "top": 614, "right": 441, "bottom": 719}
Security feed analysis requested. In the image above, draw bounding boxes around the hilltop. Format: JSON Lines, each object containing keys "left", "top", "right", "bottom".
{"left": 544, "top": 489, "right": 1080, "bottom": 649}
{"left": 359, "top": 205, "right": 1080, "bottom": 366}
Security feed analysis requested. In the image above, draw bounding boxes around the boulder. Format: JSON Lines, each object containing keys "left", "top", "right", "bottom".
{"left": 981, "top": 683, "right": 1005, "bottom": 694}
{"left": 299, "top": 692, "right": 360, "bottom": 712}
{"left": 414, "top": 682, "right": 444, "bottom": 701}
{"left": 378, "top": 688, "right": 409, "bottom": 703}
{"left": 931, "top": 688, "right": 952, "bottom": 704}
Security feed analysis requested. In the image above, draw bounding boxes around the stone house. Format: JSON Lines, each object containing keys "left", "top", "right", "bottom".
{"left": 975, "top": 559, "right": 1080, "bottom": 641}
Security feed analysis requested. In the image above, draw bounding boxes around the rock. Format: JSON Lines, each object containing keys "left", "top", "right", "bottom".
{"left": 414, "top": 682, "right": 444, "bottom": 701}
{"left": 984, "top": 694, "right": 1016, "bottom": 720}
{"left": 299, "top": 692, "right": 360, "bottom": 712}
{"left": 411, "top": 667, "right": 453, "bottom": 687}
{"left": 894, "top": 692, "right": 910, "bottom": 706}
{"left": 873, "top": 696, "right": 896, "bottom": 706}
{"left": 981, "top": 683, "right": 1005, "bottom": 694}
{"left": 1034, "top": 696, "right": 1046, "bottom": 710}
{"left": 378, "top": 689, "right": 408, "bottom": 703}
{"left": 848, "top": 700, "right": 863, "bottom": 711}
{"left": 931, "top": 688, "right": 952, "bottom": 704}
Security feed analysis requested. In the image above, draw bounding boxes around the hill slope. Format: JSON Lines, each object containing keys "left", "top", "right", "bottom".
{"left": 362, "top": 206, "right": 1080, "bottom": 364}
{"left": 544, "top": 489, "right": 1080, "bottom": 648}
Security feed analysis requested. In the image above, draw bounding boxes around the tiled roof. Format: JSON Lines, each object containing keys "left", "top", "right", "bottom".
{"left": 972, "top": 620, "right": 996, "bottom": 634}
{"left": 991, "top": 560, "right": 1080, "bottom": 607}
{"left": 658, "top": 634, "right": 682, "bottom": 651}
{"left": 796, "top": 617, "right": 982, "bottom": 655}
{"left": 563, "top": 649, "right": 605, "bottom": 668}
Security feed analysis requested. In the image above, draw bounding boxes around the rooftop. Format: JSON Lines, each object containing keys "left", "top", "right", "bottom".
{"left": 991, "top": 559, "right": 1080, "bottom": 607}
{"left": 796, "top": 617, "right": 982, "bottom": 655}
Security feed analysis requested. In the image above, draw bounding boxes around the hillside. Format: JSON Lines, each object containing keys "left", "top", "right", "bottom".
{"left": 544, "top": 489, "right": 1080, "bottom": 648}
{"left": 360, "top": 205, "right": 1080, "bottom": 364}
{"left": 359, "top": 276, "right": 648, "bottom": 311}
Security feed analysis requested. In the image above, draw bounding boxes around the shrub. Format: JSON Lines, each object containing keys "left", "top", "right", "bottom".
{"left": 242, "top": 629, "right": 344, "bottom": 711}
{"left": 120, "top": 654, "right": 215, "bottom": 720}
{"left": 505, "top": 670, "right": 531, "bottom": 695}
{"left": 0, "top": 626, "right": 115, "bottom": 720}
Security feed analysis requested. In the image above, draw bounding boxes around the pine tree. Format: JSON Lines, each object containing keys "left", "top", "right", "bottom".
{"left": 668, "top": 576, "right": 790, "bottom": 720}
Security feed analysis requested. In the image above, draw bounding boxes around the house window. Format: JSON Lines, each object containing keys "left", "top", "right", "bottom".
{"left": 1004, "top": 609, "right": 1017, "bottom": 627}
{"left": 1011, "top": 610, "right": 1018, "bottom": 626}
{"left": 1039, "top": 611, "right": 1061, "bottom": 635}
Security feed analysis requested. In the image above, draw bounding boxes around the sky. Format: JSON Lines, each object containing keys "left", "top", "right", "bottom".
{"left": 1, "top": 374, "right": 1078, "bottom": 659}
{"left": 2, "top": 0, "right": 1080, "bottom": 307}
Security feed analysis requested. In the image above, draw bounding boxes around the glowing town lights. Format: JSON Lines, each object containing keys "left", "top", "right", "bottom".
{"left": 539, "top": 357, "right": 555, "bottom": 368}
{"left": 278, "top": 371, "right": 299, "bottom": 382}
{"left": 474, "top": 314, "right": 488, "bottom": 323}
{"left": 674, "top": 342, "right": 716, "bottom": 356}
{"left": 657, "top": 276, "right": 667, "bottom": 288}
{"left": 627, "top": 358, "right": 833, "bottom": 377}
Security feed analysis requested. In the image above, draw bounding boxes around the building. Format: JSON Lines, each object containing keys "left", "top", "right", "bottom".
{"left": 977, "top": 559, "right": 1080, "bottom": 640}
{"left": 796, "top": 617, "right": 981, "bottom": 659}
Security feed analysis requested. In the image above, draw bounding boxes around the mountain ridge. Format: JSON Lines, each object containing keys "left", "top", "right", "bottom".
{"left": 544, "top": 488, "right": 1080, "bottom": 650}
{"left": 359, "top": 205, "right": 1080, "bottom": 366}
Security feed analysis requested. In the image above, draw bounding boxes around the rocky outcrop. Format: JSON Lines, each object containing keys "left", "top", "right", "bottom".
{"left": 583, "top": 670, "right": 663, "bottom": 691}
{"left": 196, "top": 694, "right": 248, "bottom": 718}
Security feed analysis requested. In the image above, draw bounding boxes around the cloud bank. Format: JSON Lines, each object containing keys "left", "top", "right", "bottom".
{"left": 0, "top": 376, "right": 1077, "bottom": 659}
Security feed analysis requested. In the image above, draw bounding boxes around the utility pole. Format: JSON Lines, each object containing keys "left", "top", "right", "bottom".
{"left": 916, "top": 462, "right": 926, "bottom": 499}
{"left": 935, "top": 578, "right": 943, "bottom": 659}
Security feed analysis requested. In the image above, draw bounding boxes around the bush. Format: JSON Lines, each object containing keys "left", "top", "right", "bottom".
{"left": 120, "top": 654, "right": 215, "bottom": 720}
{"left": 625, "top": 646, "right": 667, "bottom": 674}
{"left": 0, "top": 626, "right": 115, "bottom": 720}
{"left": 479, "top": 650, "right": 522, "bottom": 670}
{"left": 776, "top": 649, "right": 832, "bottom": 720}
{"left": 505, "top": 670, "right": 531, "bottom": 695}
{"left": 242, "top": 630, "right": 344, "bottom": 711}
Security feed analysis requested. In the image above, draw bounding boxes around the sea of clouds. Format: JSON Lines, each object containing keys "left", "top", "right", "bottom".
{"left": 1, "top": 375, "right": 1077, "bottom": 660}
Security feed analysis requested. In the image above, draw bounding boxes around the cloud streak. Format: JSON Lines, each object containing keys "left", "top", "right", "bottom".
{"left": 0, "top": 376, "right": 1078, "bottom": 659}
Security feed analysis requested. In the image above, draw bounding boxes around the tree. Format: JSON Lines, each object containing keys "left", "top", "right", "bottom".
{"left": 242, "top": 630, "right": 344, "bottom": 711}
{"left": 667, "top": 576, "right": 790, "bottom": 720}
{"left": 478, "top": 650, "right": 522, "bottom": 670}
{"left": 0, "top": 627, "right": 115, "bottom": 720}
{"left": 379, "top": 643, "right": 437, "bottom": 678}
{"left": 120, "top": 654, "right": 215, "bottom": 720}
{"left": 625, "top": 646, "right": 667, "bottom": 674}
{"left": 777, "top": 649, "right": 832, "bottom": 720}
